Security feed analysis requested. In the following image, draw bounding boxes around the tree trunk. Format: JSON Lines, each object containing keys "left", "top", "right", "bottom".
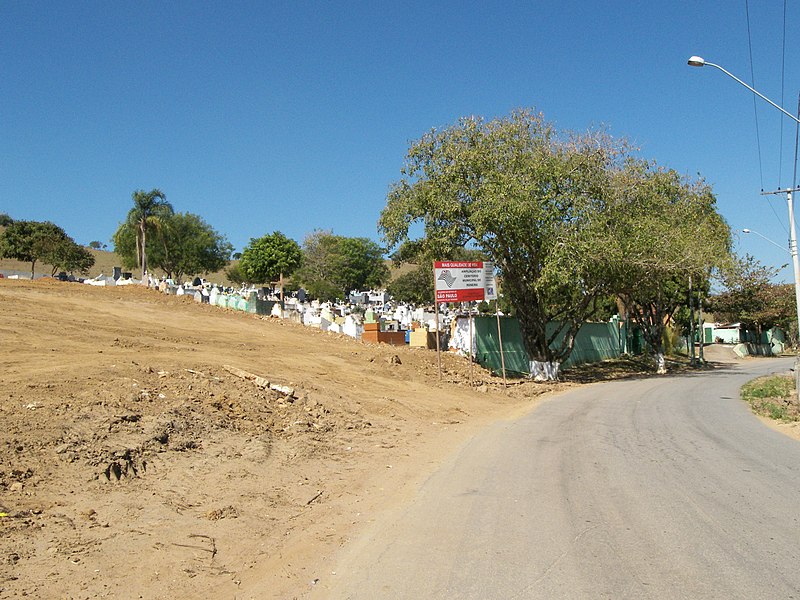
{"left": 140, "top": 224, "right": 147, "bottom": 281}
{"left": 529, "top": 360, "right": 561, "bottom": 381}
{"left": 655, "top": 352, "right": 667, "bottom": 374}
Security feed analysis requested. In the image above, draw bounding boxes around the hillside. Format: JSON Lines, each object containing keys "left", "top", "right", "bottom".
{"left": 0, "top": 278, "right": 560, "bottom": 598}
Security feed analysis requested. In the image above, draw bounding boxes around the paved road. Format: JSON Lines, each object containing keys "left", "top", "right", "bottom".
{"left": 322, "top": 358, "right": 800, "bottom": 599}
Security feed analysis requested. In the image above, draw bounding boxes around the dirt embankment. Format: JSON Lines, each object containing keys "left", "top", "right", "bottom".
{"left": 0, "top": 280, "right": 567, "bottom": 599}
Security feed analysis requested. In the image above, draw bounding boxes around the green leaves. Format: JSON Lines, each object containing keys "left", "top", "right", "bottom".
{"left": 239, "top": 231, "right": 302, "bottom": 285}
{"left": 380, "top": 109, "right": 626, "bottom": 364}
{"left": 0, "top": 220, "right": 94, "bottom": 278}
{"left": 113, "top": 210, "right": 233, "bottom": 281}
{"left": 294, "top": 231, "right": 388, "bottom": 302}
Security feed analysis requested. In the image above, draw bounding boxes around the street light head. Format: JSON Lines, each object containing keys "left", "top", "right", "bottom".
{"left": 687, "top": 56, "right": 706, "bottom": 67}
{"left": 742, "top": 229, "right": 751, "bottom": 233}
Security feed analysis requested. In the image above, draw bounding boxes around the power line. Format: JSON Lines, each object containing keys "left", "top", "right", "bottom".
{"left": 778, "top": 0, "right": 788, "bottom": 187}
{"left": 745, "top": 0, "right": 766, "bottom": 191}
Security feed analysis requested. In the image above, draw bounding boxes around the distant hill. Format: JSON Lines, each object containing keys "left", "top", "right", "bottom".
{"left": 0, "top": 249, "right": 237, "bottom": 286}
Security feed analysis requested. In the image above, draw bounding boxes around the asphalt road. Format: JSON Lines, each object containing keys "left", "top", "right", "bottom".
{"left": 322, "top": 357, "right": 800, "bottom": 599}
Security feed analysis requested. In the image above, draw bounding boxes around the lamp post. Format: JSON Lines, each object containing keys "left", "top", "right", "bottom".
{"left": 742, "top": 228, "right": 792, "bottom": 255}
{"left": 689, "top": 56, "right": 800, "bottom": 352}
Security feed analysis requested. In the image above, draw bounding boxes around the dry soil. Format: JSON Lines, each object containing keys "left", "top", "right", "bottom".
{"left": 0, "top": 279, "right": 565, "bottom": 599}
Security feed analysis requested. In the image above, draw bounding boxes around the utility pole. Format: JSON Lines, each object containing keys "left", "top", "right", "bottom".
{"left": 760, "top": 187, "right": 800, "bottom": 343}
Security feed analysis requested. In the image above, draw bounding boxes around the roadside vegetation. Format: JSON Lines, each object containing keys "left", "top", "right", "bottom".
{"left": 741, "top": 374, "right": 800, "bottom": 421}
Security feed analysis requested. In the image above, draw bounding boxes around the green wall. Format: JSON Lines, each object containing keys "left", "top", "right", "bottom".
{"left": 473, "top": 317, "right": 625, "bottom": 377}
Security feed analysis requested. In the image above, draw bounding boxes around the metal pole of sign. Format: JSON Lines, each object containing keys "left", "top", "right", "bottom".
{"left": 689, "top": 274, "right": 696, "bottom": 367}
{"left": 469, "top": 303, "right": 474, "bottom": 386}
{"left": 698, "top": 289, "right": 705, "bottom": 365}
{"left": 495, "top": 299, "right": 507, "bottom": 386}
{"left": 433, "top": 261, "right": 442, "bottom": 380}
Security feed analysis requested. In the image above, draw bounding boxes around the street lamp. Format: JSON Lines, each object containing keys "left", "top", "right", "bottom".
{"left": 689, "top": 55, "right": 800, "bottom": 349}
{"left": 687, "top": 57, "right": 800, "bottom": 122}
{"left": 742, "top": 228, "right": 791, "bottom": 255}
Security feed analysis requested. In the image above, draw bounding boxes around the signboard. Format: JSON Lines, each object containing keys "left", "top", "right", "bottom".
{"left": 434, "top": 261, "right": 497, "bottom": 302}
{"left": 483, "top": 262, "right": 497, "bottom": 300}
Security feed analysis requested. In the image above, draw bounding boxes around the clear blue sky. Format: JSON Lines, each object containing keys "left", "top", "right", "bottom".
{"left": 3, "top": 1, "right": 799, "bottom": 282}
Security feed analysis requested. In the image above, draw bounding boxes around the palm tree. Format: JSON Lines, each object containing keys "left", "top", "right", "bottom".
{"left": 125, "top": 189, "right": 173, "bottom": 280}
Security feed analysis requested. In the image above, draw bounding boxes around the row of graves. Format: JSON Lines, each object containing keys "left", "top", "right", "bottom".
{"left": 142, "top": 276, "right": 470, "bottom": 353}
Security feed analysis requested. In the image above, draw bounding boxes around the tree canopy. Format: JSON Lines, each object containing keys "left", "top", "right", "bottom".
{"left": 380, "top": 109, "right": 732, "bottom": 377}
{"left": 379, "top": 109, "right": 626, "bottom": 379}
{"left": 113, "top": 211, "right": 233, "bottom": 281}
{"left": 600, "top": 161, "right": 731, "bottom": 371}
{"left": 239, "top": 231, "right": 302, "bottom": 285}
{"left": 123, "top": 189, "right": 173, "bottom": 279}
{"left": 294, "top": 231, "right": 389, "bottom": 302}
{"left": 709, "top": 254, "right": 795, "bottom": 344}
{"left": 0, "top": 220, "right": 95, "bottom": 278}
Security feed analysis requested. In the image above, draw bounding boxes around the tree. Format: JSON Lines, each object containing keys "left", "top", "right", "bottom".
{"left": 603, "top": 161, "right": 731, "bottom": 373}
{"left": 88, "top": 241, "right": 106, "bottom": 250}
{"left": 379, "top": 110, "right": 625, "bottom": 380}
{"left": 124, "top": 189, "right": 173, "bottom": 279}
{"left": 0, "top": 220, "right": 94, "bottom": 278}
{"left": 294, "top": 230, "right": 389, "bottom": 302}
{"left": 113, "top": 212, "right": 232, "bottom": 282}
{"left": 0, "top": 214, "right": 13, "bottom": 227}
{"left": 151, "top": 212, "right": 233, "bottom": 281}
{"left": 225, "top": 262, "right": 247, "bottom": 286}
{"left": 709, "top": 254, "right": 795, "bottom": 345}
{"left": 387, "top": 266, "right": 433, "bottom": 304}
{"left": 46, "top": 240, "right": 95, "bottom": 276}
{"left": 239, "top": 232, "right": 302, "bottom": 288}
{"left": 111, "top": 224, "right": 140, "bottom": 273}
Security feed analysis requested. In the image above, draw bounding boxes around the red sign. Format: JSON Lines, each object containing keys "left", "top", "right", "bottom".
{"left": 434, "top": 261, "right": 490, "bottom": 302}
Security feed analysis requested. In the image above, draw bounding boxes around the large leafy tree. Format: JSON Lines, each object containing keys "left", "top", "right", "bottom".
{"left": 123, "top": 189, "right": 173, "bottom": 279}
{"left": 379, "top": 110, "right": 625, "bottom": 380}
{"left": 0, "top": 220, "right": 94, "bottom": 278}
{"left": 151, "top": 213, "right": 233, "bottom": 281}
{"left": 239, "top": 231, "right": 302, "bottom": 288}
{"left": 294, "top": 230, "right": 389, "bottom": 302}
{"left": 603, "top": 161, "right": 732, "bottom": 373}
{"left": 113, "top": 212, "right": 233, "bottom": 282}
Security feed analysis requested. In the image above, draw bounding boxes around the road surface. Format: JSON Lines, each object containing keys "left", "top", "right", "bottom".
{"left": 321, "top": 357, "right": 800, "bottom": 599}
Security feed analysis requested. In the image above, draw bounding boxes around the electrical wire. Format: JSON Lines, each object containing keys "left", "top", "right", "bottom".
{"left": 745, "top": 0, "right": 766, "bottom": 191}
{"left": 778, "top": 0, "right": 788, "bottom": 187}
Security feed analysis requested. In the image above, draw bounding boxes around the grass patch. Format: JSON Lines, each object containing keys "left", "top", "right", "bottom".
{"left": 741, "top": 374, "right": 800, "bottom": 422}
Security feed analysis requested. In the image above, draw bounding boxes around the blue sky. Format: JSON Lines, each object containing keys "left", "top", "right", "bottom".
{"left": 3, "top": 1, "right": 799, "bottom": 282}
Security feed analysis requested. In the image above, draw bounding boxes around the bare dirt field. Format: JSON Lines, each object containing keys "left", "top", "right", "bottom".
{"left": 0, "top": 279, "right": 569, "bottom": 599}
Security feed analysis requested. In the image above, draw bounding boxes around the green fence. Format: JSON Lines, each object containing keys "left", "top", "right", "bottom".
{"left": 473, "top": 317, "right": 626, "bottom": 376}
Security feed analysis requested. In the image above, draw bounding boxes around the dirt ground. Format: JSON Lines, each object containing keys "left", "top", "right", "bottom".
{"left": 0, "top": 280, "right": 572, "bottom": 599}
{"left": 2, "top": 280, "right": 797, "bottom": 600}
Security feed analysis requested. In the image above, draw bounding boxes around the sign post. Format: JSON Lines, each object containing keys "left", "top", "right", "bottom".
{"left": 433, "top": 261, "right": 500, "bottom": 382}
